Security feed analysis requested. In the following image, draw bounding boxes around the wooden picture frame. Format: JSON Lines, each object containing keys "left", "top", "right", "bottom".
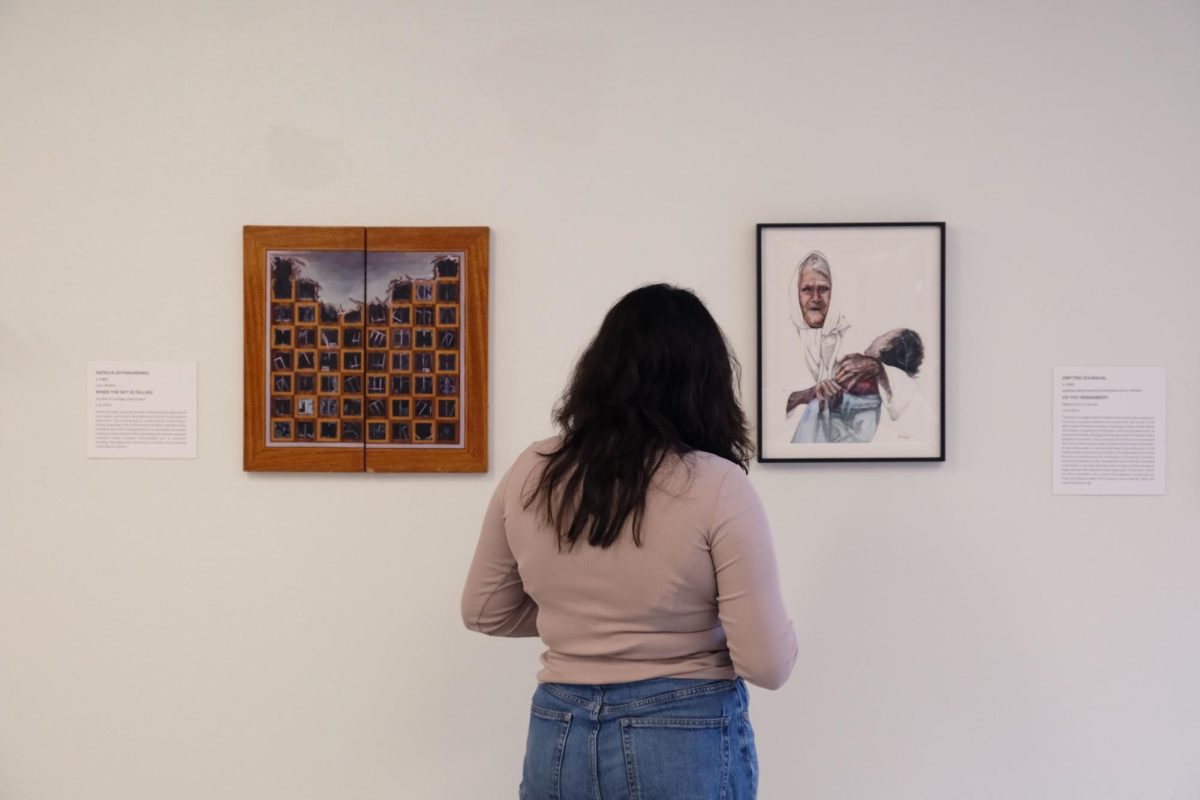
{"left": 757, "top": 222, "right": 945, "bottom": 462}
{"left": 244, "top": 225, "right": 488, "bottom": 473}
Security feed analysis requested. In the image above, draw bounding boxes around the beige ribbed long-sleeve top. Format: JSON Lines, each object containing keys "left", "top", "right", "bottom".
{"left": 461, "top": 438, "right": 798, "bottom": 690}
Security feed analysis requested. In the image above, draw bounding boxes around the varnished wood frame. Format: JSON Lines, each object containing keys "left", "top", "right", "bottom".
{"left": 244, "top": 226, "right": 365, "bottom": 472}
{"left": 364, "top": 227, "right": 488, "bottom": 473}
{"left": 244, "top": 225, "right": 488, "bottom": 473}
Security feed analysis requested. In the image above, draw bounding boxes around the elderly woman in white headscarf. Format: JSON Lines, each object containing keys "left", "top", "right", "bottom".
{"left": 788, "top": 251, "right": 849, "bottom": 389}
{"left": 783, "top": 251, "right": 884, "bottom": 443}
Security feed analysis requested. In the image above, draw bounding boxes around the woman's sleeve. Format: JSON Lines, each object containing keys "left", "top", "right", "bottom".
{"left": 460, "top": 464, "right": 540, "bottom": 638}
{"left": 710, "top": 468, "right": 799, "bottom": 690}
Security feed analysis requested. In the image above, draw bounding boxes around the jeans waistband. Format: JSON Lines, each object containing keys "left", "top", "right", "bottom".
{"left": 538, "top": 677, "right": 742, "bottom": 716}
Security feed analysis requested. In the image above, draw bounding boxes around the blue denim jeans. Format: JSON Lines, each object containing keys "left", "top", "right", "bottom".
{"left": 519, "top": 677, "right": 758, "bottom": 799}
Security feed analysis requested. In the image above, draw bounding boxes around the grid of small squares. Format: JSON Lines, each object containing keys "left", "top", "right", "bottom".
{"left": 268, "top": 264, "right": 462, "bottom": 446}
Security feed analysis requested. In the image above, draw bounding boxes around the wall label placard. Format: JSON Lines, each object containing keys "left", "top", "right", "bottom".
{"left": 1053, "top": 366, "right": 1165, "bottom": 495}
{"left": 87, "top": 361, "right": 198, "bottom": 459}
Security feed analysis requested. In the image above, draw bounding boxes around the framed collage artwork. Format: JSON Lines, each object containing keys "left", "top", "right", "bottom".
{"left": 243, "top": 226, "right": 488, "bottom": 472}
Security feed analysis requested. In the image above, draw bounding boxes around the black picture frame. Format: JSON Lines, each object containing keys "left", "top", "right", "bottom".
{"left": 756, "top": 222, "right": 945, "bottom": 463}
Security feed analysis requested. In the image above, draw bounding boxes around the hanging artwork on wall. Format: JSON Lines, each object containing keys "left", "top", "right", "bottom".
{"left": 244, "top": 226, "right": 488, "bottom": 473}
{"left": 758, "top": 222, "right": 944, "bottom": 462}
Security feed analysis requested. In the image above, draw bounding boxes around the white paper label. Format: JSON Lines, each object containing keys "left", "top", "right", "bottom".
{"left": 1053, "top": 366, "right": 1165, "bottom": 495}
{"left": 87, "top": 361, "right": 198, "bottom": 459}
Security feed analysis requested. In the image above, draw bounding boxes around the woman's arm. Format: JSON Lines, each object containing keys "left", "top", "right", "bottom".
{"left": 709, "top": 467, "right": 799, "bottom": 690}
{"left": 460, "top": 467, "right": 540, "bottom": 637}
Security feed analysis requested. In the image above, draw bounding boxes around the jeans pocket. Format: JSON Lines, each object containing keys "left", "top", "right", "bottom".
{"left": 620, "top": 716, "right": 729, "bottom": 800}
{"left": 520, "top": 705, "right": 572, "bottom": 800}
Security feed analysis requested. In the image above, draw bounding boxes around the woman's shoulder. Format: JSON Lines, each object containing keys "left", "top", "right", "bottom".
{"left": 656, "top": 449, "right": 749, "bottom": 498}
{"left": 682, "top": 449, "right": 746, "bottom": 478}
{"left": 497, "top": 436, "right": 561, "bottom": 482}
{"left": 520, "top": 435, "right": 562, "bottom": 465}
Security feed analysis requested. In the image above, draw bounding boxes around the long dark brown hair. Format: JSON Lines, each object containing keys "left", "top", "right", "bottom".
{"left": 526, "top": 284, "right": 753, "bottom": 549}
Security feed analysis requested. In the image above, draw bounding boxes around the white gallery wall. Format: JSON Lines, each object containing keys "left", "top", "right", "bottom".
{"left": 1, "top": 1, "right": 1197, "bottom": 797}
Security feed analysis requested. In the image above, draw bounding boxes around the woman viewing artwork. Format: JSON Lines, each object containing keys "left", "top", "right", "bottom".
{"left": 462, "top": 284, "right": 797, "bottom": 799}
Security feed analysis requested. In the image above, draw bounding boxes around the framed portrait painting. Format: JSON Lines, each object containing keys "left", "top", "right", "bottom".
{"left": 757, "top": 222, "right": 944, "bottom": 462}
